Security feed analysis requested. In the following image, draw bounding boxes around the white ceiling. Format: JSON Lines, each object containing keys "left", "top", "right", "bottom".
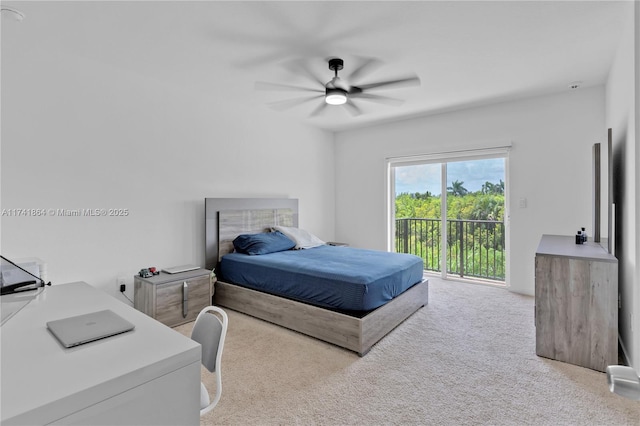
{"left": 2, "top": 1, "right": 632, "bottom": 131}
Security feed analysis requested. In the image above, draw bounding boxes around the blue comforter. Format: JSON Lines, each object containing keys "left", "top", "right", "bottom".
{"left": 219, "top": 245, "right": 424, "bottom": 312}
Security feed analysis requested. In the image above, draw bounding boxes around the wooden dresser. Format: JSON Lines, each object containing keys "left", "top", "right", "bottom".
{"left": 134, "top": 268, "right": 213, "bottom": 327}
{"left": 535, "top": 235, "right": 618, "bottom": 372}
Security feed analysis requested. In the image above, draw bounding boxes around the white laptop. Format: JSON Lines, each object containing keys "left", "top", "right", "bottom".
{"left": 47, "top": 309, "right": 135, "bottom": 348}
{"left": 161, "top": 264, "right": 200, "bottom": 274}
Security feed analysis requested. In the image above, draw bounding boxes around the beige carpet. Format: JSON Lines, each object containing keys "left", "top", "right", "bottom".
{"left": 174, "top": 277, "right": 640, "bottom": 425}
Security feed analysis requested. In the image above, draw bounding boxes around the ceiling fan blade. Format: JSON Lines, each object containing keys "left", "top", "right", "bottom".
{"left": 356, "top": 75, "right": 421, "bottom": 91}
{"left": 255, "top": 81, "right": 324, "bottom": 93}
{"left": 343, "top": 101, "right": 362, "bottom": 117}
{"left": 309, "top": 101, "right": 329, "bottom": 117}
{"left": 349, "top": 92, "right": 404, "bottom": 106}
{"left": 346, "top": 57, "right": 383, "bottom": 83}
{"left": 267, "top": 95, "right": 324, "bottom": 111}
{"left": 281, "top": 58, "right": 327, "bottom": 88}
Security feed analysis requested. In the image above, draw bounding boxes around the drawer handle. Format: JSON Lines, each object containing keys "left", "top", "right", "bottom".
{"left": 182, "top": 281, "right": 188, "bottom": 318}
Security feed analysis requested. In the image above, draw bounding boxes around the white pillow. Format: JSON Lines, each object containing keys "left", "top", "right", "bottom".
{"left": 271, "top": 226, "right": 325, "bottom": 249}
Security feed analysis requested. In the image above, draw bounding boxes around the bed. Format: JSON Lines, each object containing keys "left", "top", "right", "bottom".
{"left": 205, "top": 198, "right": 429, "bottom": 356}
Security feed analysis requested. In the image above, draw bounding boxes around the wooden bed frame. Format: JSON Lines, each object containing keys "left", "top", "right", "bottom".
{"left": 204, "top": 198, "right": 429, "bottom": 356}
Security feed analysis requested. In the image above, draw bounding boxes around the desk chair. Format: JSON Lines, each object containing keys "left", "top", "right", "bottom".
{"left": 191, "top": 306, "right": 228, "bottom": 416}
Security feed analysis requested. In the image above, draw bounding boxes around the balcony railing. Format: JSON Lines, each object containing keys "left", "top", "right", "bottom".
{"left": 396, "top": 218, "right": 505, "bottom": 282}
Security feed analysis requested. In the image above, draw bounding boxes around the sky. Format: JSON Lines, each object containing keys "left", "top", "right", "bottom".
{"left": 395, "top": 158, "right": 505, "bottom": 195}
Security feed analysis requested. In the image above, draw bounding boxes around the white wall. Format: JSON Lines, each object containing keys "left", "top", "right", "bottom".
{"left": 1, "top": 21, "right": 335, "bottom": 300}
{"left": 636, "top": 0, "right": 640, "bottom": 372}
{"left": 605, "top": 1, "right": 639, "bottom": 368}
{"left": 335, "top": 87, "right": 605, "bottom": 296}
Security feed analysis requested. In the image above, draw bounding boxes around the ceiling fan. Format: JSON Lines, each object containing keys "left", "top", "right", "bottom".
{"left": 255, "top": 57, "right": 421, "bottom": 117}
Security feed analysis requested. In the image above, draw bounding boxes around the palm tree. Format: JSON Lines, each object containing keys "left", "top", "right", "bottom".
{"left": 481, "top": 181, "right": 495, "bottom": 195}
{"left": 447, "top": 180, "right": 468, "bottom": 196}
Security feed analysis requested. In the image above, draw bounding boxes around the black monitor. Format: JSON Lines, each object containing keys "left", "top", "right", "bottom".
{"left": 0, "top": 256, "right": 48, "bottom": 295}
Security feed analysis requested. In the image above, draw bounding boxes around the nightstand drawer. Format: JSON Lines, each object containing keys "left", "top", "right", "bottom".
{"left": 155, "top": 276, "right": 211, "bottom": 326}
{"left": 134, "top": 269, "right": 213, "bottom": 327}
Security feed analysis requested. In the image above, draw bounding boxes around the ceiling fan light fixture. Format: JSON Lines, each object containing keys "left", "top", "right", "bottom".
{"left": 325, "top": 88, "right": 347, "bottom": 105}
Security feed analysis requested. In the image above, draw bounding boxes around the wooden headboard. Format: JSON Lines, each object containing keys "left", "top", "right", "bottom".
{"left": 204, "top": 198, "right": 298, "bottom": 270}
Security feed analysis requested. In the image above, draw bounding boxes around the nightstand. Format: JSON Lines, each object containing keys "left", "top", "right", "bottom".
{"left": 134, "top": 268, "right": 213, "bottom": 327}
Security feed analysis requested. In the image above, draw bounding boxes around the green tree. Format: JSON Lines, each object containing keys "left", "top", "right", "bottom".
{"left": 447, "top": 180, "right": 468, "bottom": 196}
{"left": 396, "top": 180, "right": 506, "bottom": 281}
{"left": 480, "top": 179, "right": 504, "bottom": 195}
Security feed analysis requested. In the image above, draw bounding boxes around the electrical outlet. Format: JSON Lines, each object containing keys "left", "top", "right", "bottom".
{"left": 117, "top": 276, "right": 127, "bottom": 292}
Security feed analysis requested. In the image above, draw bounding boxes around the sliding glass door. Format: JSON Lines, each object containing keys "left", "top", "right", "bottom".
{"left": 444, "top": 159, "right": 506, "bottom": 281}
{"left": 394, "top": 163, "right": 443, "bottom": 273}
{"left": 388, "top": 148, "right": 509, "bottom": 285}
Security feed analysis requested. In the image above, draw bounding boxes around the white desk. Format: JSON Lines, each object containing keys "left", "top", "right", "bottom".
{"left": 1, "top": 282, "right": 201, "bottom": 425}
